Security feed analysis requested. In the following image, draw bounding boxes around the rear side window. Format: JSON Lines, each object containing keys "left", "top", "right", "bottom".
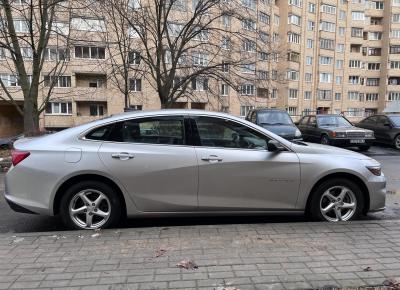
{"left": 85, "top": 124, "right": 114, "bottom": 140}
{"left": 108, "top": 116, "right": 185, "bottom": 145}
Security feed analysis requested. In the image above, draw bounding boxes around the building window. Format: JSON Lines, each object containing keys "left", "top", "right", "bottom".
{"left": 45, "top": 102, "right": 72, "bottom": 115}
{"left": 336, "top": 76, "right": 342, "bottom": 84}
{"left": 348, "top": 91, "right": 360, "bottom": 101}
{"left": 288, "top": 14, "right": 302, "bottom": 26}
{"left": 352, "top": 11, "right": 365, "bottom": 21}
{"left": 44, "top": 76, "right": 71, "bottom": 87}
{"left": 306, "top": 56, "right": 312, "bottom": 65}
{"left": 308, "top": 2, "right": 316, "bottom": 12}
{"left": 43, "top": 47, "right": 70, "bottom": 61}
{"left": 369, "top": 32, "right": 382, "bottom": 40}
{"left": 289, "top": 0, "right": 302, "bottom": 7}
{"left": 320, "top": 21, "right": 336, "bottom": 32}
{"left": 222, "top": 13, "right": 231, "bottom": 27}
{"left": 336, "top": 60, "right": 344, "bottom": 69}
{"left": 319, "top": 56, "right": 333, "bottom": 65}
{"left": 241, "top": 63, "right": 256, "bottom": 74}
{"left": 191, "top": 78, "right": 209, "bottom": 91}
{"left": 304, "top": 91, "right": 312, "bottom": 100}
{"left": 390, "top": 46, "right": 400, "bottom": 54}
{"left": 307, "top": 39, "right": 313, "bottom": 48}
{"left": 319, "top": 73, "right": 332, "bottom": 83}
{"left": 242, "top": 39, "right": 256, "bottom": 52}
{"left": 75, "top": 46, "right": 105, "bottom": 59}
{"left": 321, "top": 4, "right": 336, "bottom": 14}
{"left": 349, "top": 76, "right": 362, "bottom": 84}
{"left": 349, "top": 60, "right": 362, "bottom": 68}
{"left": 335, "top": 93, "right": 341, "bottom": 101}
{"left": 287, "top": 107, "right": 297, "bottom": 116}
{"left": 221, "top": 83, "right": 229, "bottom": 96}
{"left": 129, "top": 79, "right": 142, "bottom": 91}
{"left": 351, "top": 27, "right": 363, "bottom": 37}
{"left": 240, "top": 105, "right": 254, "bottom": 117}
{"left": 71, "top": 17, "right": 105, "bottom": 32}
{"left": 288, "top": 89, "right": 298, "bottom": 99}
{"left": 390, "top": 61, "right": 400, "bottom": 69}
{"left": 192, "top": 52, "right": 209, "bottom": 66}
{"left": 288, "top": 51, "right": 300, "bottom": 62}
{"left": 287, "top": 32, "right": 301, "bottom": 44}
{"left": 305, "top": 73, "right": 312, "bottom": 82}
{"left": 339, "top": 10, "right": 346, "bottom": 20}
{"left": 128, "top": 50, "right": 141, "bottom": 65}
{"left": 317, "top": 90, "right": 332, "bottom": 100}
{"left": 338, "top": 27, "right": 345, "bottom": 36}
{"left": 347, "top": 108, "right": 363, "bottom": 117}
{"left": 388, "top": 92, "right": 400, "bottom": 101}
{"left": 366, "top": 78, "right": 380, "bottom": 86}
{"left": 239, "top": 84, "right": 255, "bottom": 95}
{"left": 242, "top": 0, "right": 256, "bottom": 9}
{"left": 271, "top": 89, "right": 277, "bottom": 99}
{"left": 221, "top": 36, "right": 231, "bottom": 50}
{"left": 287, "top": 70, "right": 299, "bottom": 81}
{"left": 319, "top": 38, "right": 335, "bottom": 50}
{"left": 336, "top": 44, "right": 345, "bottom": 53}
{"left": 12, "top": 20, "right": 29, "bottom": 33}
{"left": 259, "top": 12, "right": 270, "bottom": 24}
{"left": 307, "top": 21, "right": 315, "bottom": 31}
{"left": 366, "top": 93, "right": 379, "bottom": 101}
{"left": 242, "top": 18, "right": 257, "bottom": 31}
{"left": 89, "top": 104, "right": 105, "bottom": 116}
{"left": 371, "top": 1, "right": 384, "bottom": 9}
{"left": 393, "top": 14, "right": 400, "bottom": 23}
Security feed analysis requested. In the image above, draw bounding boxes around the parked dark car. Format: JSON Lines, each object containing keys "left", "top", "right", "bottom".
{"left": 246, "top": 108, "right": 302, "bottom": 141}
{"left": 297, "top": 114, "right": 374, "bottom": 151}
{"left": 0, "top": 134, "right": 24, "bottom": 150}
{"left": 357, "top": 114, "right": 400, "bottom": 150}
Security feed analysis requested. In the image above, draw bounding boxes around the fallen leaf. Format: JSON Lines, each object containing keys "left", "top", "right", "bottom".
{"left": 91, "top": 233, "right": 100, "bottom": 238}
{"left": 154, "top": 249, "right": 166, "bottom": 258}
{"left": 176, "top": 260, "right": 198, "bottom": 270}
{"left": 363, "top": 266, "right": 372, "bottom": 272}
{"left": 13, "top": 237, "right": 24, "bottom": 243}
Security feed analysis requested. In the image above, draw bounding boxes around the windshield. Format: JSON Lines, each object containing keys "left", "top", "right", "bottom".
{"left": 317, "top": 116, "right": 352, "bottom": 127}
{"left": 258, "top": 111, "right": 293, "bottom": 125}
{"left": 390, "top": 116, "right": 400, "bottom": 127}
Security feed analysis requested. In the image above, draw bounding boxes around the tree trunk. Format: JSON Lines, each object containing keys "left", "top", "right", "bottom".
{"left": 23, "top": 96, "right": 40, "bottom": 136}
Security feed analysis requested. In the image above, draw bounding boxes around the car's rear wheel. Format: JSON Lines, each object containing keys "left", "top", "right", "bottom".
{"left": 358, "top": 145, "right": 370, "bottom": 151}
{"left": 320, "top": 135, "right": 330, "bottom": 145}
{"left": 60, "top": 181, "right": 122, "bottom": 230}
{"left": 309, "top": 178, "right": 364, "bottom": 222}
{"left": 394, "top": 135, "right": 400, "bottom": 150}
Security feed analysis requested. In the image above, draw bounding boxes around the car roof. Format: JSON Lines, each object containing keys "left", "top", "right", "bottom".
{"left": 252, "top": 108, "right": 287, "bottom": 112}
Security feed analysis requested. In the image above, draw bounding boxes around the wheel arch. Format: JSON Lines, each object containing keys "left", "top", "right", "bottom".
{"left": 305, "top": 172, "right": 370, "bottom": 215}
{"left": 53, "top": 174, "right": 127, "bottom": 218}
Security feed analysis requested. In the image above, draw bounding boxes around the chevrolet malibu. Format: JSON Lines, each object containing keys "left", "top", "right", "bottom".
{"left": 5, "top": 110, "right": 386, "bottom": 229}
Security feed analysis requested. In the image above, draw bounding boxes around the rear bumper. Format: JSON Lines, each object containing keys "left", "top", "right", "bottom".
{"left": 5, "top": 196, "right": 37, "bottom": 214}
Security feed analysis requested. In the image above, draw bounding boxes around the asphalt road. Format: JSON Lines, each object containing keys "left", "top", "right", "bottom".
{"left": 0, "top": 145, "right": 399, "bottom": 234}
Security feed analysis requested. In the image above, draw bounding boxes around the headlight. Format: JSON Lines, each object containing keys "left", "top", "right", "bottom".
{"left": 335, "top": 132, "right": 347, "bottom": 138}
{"left": 367, "top": 166, "right": 381, "bottom": 176}
{"left": 365, "top": 131, "right": 374, "bottom": 138}
{"left": 295, "top": 129, "right": 302, "bottom": 137}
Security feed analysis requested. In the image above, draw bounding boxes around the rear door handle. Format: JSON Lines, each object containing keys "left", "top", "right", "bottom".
{"left": 112, "top": 152, "right": 135, "bottom": 160}
{"left": 201, "top": 155, "right": 223, "bottom": 163}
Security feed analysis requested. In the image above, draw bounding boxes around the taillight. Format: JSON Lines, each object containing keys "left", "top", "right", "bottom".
{"left": 11, "top": 150, "right": 30, "bottom": 166}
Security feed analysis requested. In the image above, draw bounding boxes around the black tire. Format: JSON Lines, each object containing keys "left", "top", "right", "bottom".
{"left": 0, "top": 144, "right": 9, "bottom": 150}
{"left": 394, "top": 134, "right": 400, "bottom": 150}
{"left": 320, "top": 135, "right": 330, "bottom": 145}
{"left": 358, "top": 145, "right": 370, "bottom": 151}
{"left": 308, "top": 178, "right": 364, "bottom": 222}
{"left": 60, "top": 180, "right": 122, "bottom": 230}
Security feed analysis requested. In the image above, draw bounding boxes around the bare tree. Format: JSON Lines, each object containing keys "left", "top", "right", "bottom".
{"left": 107, "top": 0, "right": 276, "bottom": 109}
{"left": 0, "top": 0, "right": 71, "bottom": 135}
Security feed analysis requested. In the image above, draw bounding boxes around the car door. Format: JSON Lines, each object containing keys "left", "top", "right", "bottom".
{"left": 191, "top": 115, "right": 300, "bottom": 210}
{"left": 297, "top": 116, "right": 309, "bottom": 140}
{"left": 98, "top": 115, "right": 198, "bottom": 212}
{"left": 376, "top": 116, "right": 393, "bottom": 143}
{"left": 308, "top": 116, "right": 319, "bottom": 142}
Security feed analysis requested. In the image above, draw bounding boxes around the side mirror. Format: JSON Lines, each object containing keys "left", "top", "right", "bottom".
{"left": 384, "top": 123, "right": 392, "bottom": 128}
{"left": 268, "top": 140, "right": 286, "bottom": 152}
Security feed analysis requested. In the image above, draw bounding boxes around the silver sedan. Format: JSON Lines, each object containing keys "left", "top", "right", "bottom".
{"left": 4, "top": 110, "right": 386, "bottom": 229}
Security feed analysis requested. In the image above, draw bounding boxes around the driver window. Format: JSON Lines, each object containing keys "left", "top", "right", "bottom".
{"left": 309, "top": 116, "right": 317, "bottom": 127}
{"left": 194, "top": 116, "right": 270, "bottom": 150}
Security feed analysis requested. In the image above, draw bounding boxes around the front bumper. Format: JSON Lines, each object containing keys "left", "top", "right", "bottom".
{"left": 367, "top": 175, "right": 387, "bottom": 212}
{"left": 330, "top": 138, "right": 374, "bottom": 147}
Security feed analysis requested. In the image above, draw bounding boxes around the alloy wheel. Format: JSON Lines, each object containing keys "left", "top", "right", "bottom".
{"left": 321, "top": 136, "right": 329, "bottom": 145}
{"left": 319, "top": 186, "right": 357, "bottom": 222}
{"left": 395, "top": 135, "right": 400, "bottom": 150}
{"left": 69, "top": 189, "right": 111, "bottom": 229}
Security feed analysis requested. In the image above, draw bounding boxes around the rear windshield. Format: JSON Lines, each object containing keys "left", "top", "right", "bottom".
{"left": 258, "top": 111, "right": 293, "bottom": 126}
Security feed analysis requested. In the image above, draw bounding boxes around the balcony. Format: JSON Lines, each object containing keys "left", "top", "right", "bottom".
{"left": 388, "top": 77, "right": 400, "bottom": 85}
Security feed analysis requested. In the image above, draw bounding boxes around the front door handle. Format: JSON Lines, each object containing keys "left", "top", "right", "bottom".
{"left": 201, "top": 155, "right": 223, "bottom": 163}
{"left": 111, "top": 152, "right": 135, "bottom": 160}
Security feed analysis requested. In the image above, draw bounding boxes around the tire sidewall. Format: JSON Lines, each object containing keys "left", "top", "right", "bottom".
{"left": 321, "top": 135, "right": 330, "bottom": 145}
{"left": 309, "top": 178, "right": 364, "bottom": 222}
{"left": 60, "top": 181, "right": 122, "bottom": 230}
{"left": 395, "top": 135, "right": 400, "bottom": 150}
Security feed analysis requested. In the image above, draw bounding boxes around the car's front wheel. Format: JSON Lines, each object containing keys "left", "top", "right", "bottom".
{"left": 60, "top": 181, "right": 122, "bottom": 230}
{"left": 320, "top": 135, "right": 330, "bottom": 145}
{"left": 309, "top": 178, "right": 364, "bottom": 222}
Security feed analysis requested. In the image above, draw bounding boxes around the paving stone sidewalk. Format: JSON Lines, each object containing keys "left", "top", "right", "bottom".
{"left": 0, "top": 220, "right": 400, "bottom": 290}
